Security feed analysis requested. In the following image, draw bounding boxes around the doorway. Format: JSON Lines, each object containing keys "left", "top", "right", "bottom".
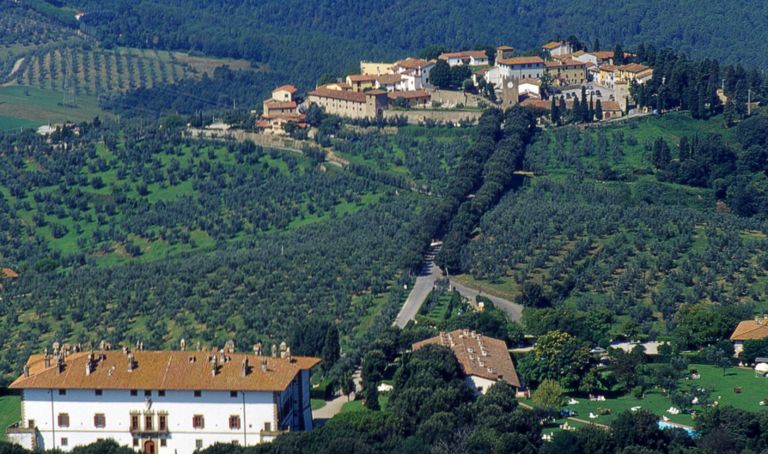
{"left": 143, "top": 440, "right": 155, "bottom": 454}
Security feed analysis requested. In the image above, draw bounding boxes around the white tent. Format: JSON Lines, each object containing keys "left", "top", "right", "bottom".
{"left": 755, "top": 363, "right": 768, "bottom": 375}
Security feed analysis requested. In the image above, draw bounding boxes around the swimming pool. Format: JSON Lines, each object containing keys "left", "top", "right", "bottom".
{"left": 658, "top": 420, "right": 698, "bottom": 437}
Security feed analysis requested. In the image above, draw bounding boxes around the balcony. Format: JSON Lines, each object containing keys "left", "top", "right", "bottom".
{"left": 130, "top": 426, "right": 169, "bottom": 434}
{"left": 6, "top": 422, "right": 38, "bottom": 450}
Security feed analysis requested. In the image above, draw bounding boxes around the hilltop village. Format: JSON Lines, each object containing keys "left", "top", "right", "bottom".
{"left": 254, "top": 40, "right": 654, "bottom": 135}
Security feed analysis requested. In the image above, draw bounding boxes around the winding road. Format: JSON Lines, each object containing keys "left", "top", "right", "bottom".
{"left": 394, "top": 243, "right": 523, "bottom": 328}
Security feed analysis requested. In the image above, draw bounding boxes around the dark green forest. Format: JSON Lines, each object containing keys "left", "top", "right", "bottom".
{"left": 26, "top": 0, "right": 768, "bottom": 88}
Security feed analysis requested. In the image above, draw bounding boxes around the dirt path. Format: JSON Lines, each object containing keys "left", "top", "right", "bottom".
{"left": 2, "top": 58, "right": 24, "bottom": 86}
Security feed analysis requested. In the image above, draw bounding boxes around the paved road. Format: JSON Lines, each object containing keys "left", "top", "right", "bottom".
{"left": 393, "top": 245, "right": 442, "bottom": 328}
{"left": 312, "top": 369, "right": 361, "bottom": 422}
{"left": 448, "top": 279, "right": 523, "bottom": 321}
{"left": 394, "top": 243, "right": 524, "bottom": 327}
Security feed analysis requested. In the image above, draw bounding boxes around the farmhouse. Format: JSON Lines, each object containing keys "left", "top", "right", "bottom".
{"left": 496, "top": 56, "right": 545, "bottom": 81}
{"left": 259, "top": 85, "right": 305, "bottom": 135}
{"left": 438, "top": 50, "right": 489, "bottom": 67}
{"left": 374, "top": 74, "right": 403, "bottom": 92}
{"left": 308, "top": 86, "right": 389, "bottom": 119}
{"left": 730, "top": 316, "right": 768, "bottom": 355}
{"left": 616, "top": 63, "right": 654, "bottom": 84}
{"left": 7, "top": 343, "right": 319, "bottom": 453}
{"left": 413, "top": 330, "right": 520, "bottom": 394}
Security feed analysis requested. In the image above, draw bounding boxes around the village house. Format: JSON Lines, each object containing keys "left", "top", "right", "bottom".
{"left": 541, "top": 41, "right": 573, "bottom": 57}
{"left": 616, "top": 63, "right": 654, "bottom": 84}
{"left": 374, "top": 74, "right": 403, "bottom": 92}
{"left": 7, "top": 342, "right": 319, "bottom": 453}
{"left": 258, "top": 85, "right": 306, "bottom": 135}
{"left": 392, "top": 58, "right": 435, "bottom": 91}
{"left": 388, "top": 90, "right": 431, "bottom": 108}
{"left": 346, "top": 74, "right": 378, "bottom": 92}
{"left": 495, "top": 56, "right": 546, "bottom": 81}
{"left": 730, "top": 316, "right": 768, "bottom": 356}
{"left": 438, "top": 50, "right": 489, "bottom": 67}
{"left": 595, "top": 64, "right": 619, "bottom": 89}
{"left": 413, "top": 330, "right": 521, "bottom": 395}
{"left": 545, "top": 58, "right": 588, "bottom": 86}
{"left": 496, "top": 45, "right": 515, "bottom": 61}
{"left": 307, "top": 86, "right": 389, "bottom": 119}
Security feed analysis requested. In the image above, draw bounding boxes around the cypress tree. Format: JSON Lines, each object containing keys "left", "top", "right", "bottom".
{"left": 589, "top": 93, "right": 595, "bottom": 122}
{"left": 595, "top": 99, "right": 603, "bottom": 121}
{"left": 551, "top": 96, "right": 559, "bottom": 125}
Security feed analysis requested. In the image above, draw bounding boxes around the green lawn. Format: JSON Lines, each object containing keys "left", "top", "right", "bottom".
{"left": 311, "top": 399, "right": 327, "bottom": 411}
{"left": 340, "top": 394, "right": 389, "bottom": 413}
{"left": 0, "top": 393, "right": 21, "bottom": 440}
{"left": 0, "top": 85, "right": 105, "bottom": 127}
{"left": 537, "top": 365, "right": 768, "bottom": 429}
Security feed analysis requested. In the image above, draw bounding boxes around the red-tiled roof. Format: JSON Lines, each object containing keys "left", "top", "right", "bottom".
{"left": 413, "top": 330, "right": 520, "bottom": 387}
{"left": 395, "top": 58, "right": 433, "bottom": 69}
{"left": 497, "top": 56, "right": 544, "bottom": 66}
{"left": 497, "top": 45, "right": 515, "bottom": 51}
{"left": 542, "top": 41, "right": 565, "bottom": 50}
{"left": 273, "top": 84, "right": 297, "bottom": 94}
{"left": 375, "top": 74, "right": 403, "bottom": 85}
{"left": 264, "top": 100, "right": 297, "bottom": 110}
{"left": 309, "top": 87, "right": 386, "bottom": 103}
{"left": 11, "top": 350, "right": 320, "bottom": 392}
{"left": 439, "top": 50, "right": 488, "bottom": 60}
{"left": 347, "top": 74, "right": 378, "bottom": 82}
{"left": 618, "top": 63, "right": 651, "bottom": 73}
{"left": 731, "top": 320, "right": 768, "bottom": 341}
{"left": 1, "top": 267, "right": 18, "bottom": 278}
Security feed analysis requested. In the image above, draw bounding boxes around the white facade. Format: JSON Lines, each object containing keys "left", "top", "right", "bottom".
{"left": 17, "top": 371, "right": 312, "bottom": 453}
{"left": 394, "top": 61, "right": 433, "bottom": 91}
{"left": 574, "top": 52, "right": 598, "bottom": 66}
{"left": 497, "top": 63, "right": 544, "bottom": 81}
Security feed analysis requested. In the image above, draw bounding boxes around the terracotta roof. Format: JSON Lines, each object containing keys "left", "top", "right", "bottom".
{"left": 497, "top": 56, "right": 544, "bottom": 66}
{"left": 520, "top": 99, "right": 551, "bottom": 110}
{"left": 518, "top": 78, "right": 542, "bottom": 86}
{"left": 497, "top": 45, "right": 515, "bottom": 51}
{"left": 439, "top": 50, "right": 488, "bottom": 60}
{"left": 375, "top": 74, "right": 403, "bottom": 85}
{"left": 618, "top": 63, "right": 651, "bottom": 73}
{"left": 309, "top": 87, "right": 385, "bottom": 103}
{"left": 600, "top": 100, "right": 622, "bottom": 111}
{"left": 731, "top": 320, "right": 768, "bottom": 341}
{"left": 387, "top": 90, "right": 430, "bottom": 100}
{"left": 542, "top": 41, "right": 565, "bottom": 50}
{"left": 11, "top": 350, "right": 319, "bottom": 392}
{"left": 273, "top": 84, "right": 297, "bottom": 94}
{"left": 1, "top": 267, "right": 19, "bottom": 278}
{"left": 394, "top": 58, "right": 433, "bottom": 69}
{"left": 593, "top": 51, "right": 615, "bottom": 60}
{"left": 347, "top": 74, "right": 378, "bottom": 82}
{"left": 572, "top": 50, "right": 587, "bottom": 57}
{"left": 264, "top": 100, "right": 297, "bottom": 110}
{"left": 600, "top": 64, "right": 618, "bottom": 72}
{"left": 413, "top": 330, "right": 520, "bottom": 387}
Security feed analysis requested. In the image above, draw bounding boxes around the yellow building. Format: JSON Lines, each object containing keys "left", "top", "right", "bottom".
{"left": 346, "top": 74, "right": 378, "bottom": 92}
{"left": 360, "top": 61, "right": 394, "bottom": 76}
{"left": 545, "top": 59, "right": 588, "bottom": 86}
{"left": 616, "top": 63, "right": 654, "bottom": 84}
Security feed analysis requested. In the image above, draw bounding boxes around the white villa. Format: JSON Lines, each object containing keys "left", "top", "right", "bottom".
{"left": 7, "top": 342, "right": 319, "bottom": 453}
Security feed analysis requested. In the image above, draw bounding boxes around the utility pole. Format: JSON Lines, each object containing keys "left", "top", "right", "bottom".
{"left": 748, "top": 89, "right": 752, "bottom": 116}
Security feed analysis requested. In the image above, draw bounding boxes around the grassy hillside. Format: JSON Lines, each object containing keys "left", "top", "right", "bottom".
{"left": 0, "top": 393, "right": 21, "bottom": 439}
{"left": 0, "top": 85, "right": 103, "bottom": 128}
{"left": 456, "top": 112, "right": 768, "bottom": 342}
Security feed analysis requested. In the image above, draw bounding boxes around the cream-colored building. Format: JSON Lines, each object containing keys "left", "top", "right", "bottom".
{"left": 308, "top": 86, "right": 389, "bottom": 119}
{"left": 360, "top": 61, "right": 394, "bottom": 76}
{"left": 545, "top": 58, "right": 588, "bottom": 86}
{"left": 542, "top": 41, "right": 572, "bottom": 57}
{"left": 496, "top": 45, "right": 515, "bottom": 61}
{"left": 346, "top": 74, "right": 378, "bottom": 92}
